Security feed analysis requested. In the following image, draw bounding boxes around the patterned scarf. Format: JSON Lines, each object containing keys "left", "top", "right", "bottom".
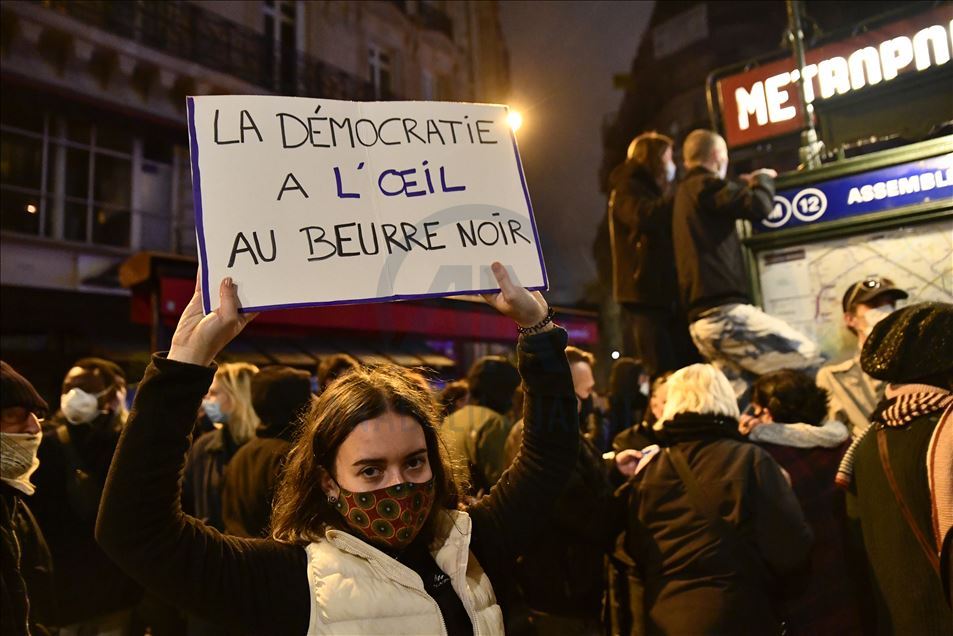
{"left": 835, "top": 385, "right": 953, "bottom": 488}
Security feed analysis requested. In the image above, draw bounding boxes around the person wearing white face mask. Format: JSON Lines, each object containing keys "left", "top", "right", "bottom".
{"left": 1, "top": 360, "right": 56, "bottom": 636}
{"left": 606, "top": 131, "right": 699, "bottom": 378}
{"left": 29, "top": 357, "right": 142, "bottom": 635}
{"left": 673, "top": 129, "right": 823, "bottom": 401}
{"left": 816, "top": 277, "right": 908, "bottom": 438}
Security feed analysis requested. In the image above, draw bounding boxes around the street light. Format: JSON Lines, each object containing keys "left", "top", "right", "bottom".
{"left": 507, "top": 110, "right": 523, "bottom": 132}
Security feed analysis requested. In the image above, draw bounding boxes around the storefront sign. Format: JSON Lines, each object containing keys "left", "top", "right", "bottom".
{"left": 757, "top": 153, "right": 953, "bottom": 232}
{"left": 718, "top": 7, "right": 953, "bottom": 148}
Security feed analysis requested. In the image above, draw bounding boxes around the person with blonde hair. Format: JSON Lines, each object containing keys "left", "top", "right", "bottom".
{"left": 615, "top": 363, "right": 812, "bottom": 634}
{"left": 96, "top": 264, "right": 578, "bottom": 635}
{"left": 183, "top": 361, "right": 260, "bottom": 531}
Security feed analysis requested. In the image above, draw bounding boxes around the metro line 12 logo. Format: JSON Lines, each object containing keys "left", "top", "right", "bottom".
{"left": 791, "top": 188, "right": 828, "bottom": 222}
{"left": 763, "top": 188, "right": 828, "bottom": 228}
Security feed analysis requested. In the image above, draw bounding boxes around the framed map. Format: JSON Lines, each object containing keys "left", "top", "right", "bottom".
{"left": 756, "top": 219, "right": 953, "bottom": 362}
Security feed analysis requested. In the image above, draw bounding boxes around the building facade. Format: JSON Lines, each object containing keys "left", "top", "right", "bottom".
{"left": 600, "top": 0, "right": 927, "bottom": 186}
{"left": 1, "top": 0, "right": 513, "bottom": 397}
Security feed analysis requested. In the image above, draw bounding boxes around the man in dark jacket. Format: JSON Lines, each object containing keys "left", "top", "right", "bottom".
{"left": 672, "top": 129, "right": 822, "bottom": 398}
{"left": 1, "top": 361, "right": 56, "bottom": 636}
{"left": 848, "top": 302, "right": 953, "bottom": 634}
{"left": 221, "top": 366, "right": 313, "bottom": 538}
{"left": 618, "top": 362, "right": 813, "bottom": 634}
{"left": 29, "top": 357, "right": 142, "bottom": 631}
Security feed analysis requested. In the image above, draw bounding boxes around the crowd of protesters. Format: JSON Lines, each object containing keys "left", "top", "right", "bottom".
{"left": 1, "top": 129, "right": 951, "bottom": 636}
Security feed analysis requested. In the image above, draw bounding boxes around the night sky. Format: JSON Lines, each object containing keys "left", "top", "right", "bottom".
{"left": 501, "top": 0, "right": 654, "bottom": 306}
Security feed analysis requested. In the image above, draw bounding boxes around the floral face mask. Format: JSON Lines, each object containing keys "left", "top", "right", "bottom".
{"left": 331, "top": 478, "right": 435, "bottom": 549}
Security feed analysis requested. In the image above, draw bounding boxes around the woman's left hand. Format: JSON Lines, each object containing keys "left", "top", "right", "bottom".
{"left": 481, "top": 262, "right": 550, "bottom": 330}
{"left": 738, "top": 413, "right": 765, "bottom": 435}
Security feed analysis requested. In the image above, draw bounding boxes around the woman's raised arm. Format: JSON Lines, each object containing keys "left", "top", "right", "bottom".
{"left": 95, "top": 278, "right": 310, "bottom": 634}
{"left": 467, "top": 264, "right": 579, "bottom": 580}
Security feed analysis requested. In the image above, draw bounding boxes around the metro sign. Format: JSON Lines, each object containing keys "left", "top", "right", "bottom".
{"left": 717, "top": 6, "right": 953, "bottom": 148}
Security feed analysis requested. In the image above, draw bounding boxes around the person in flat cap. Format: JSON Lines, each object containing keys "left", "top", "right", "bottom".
{"left": 816, "top": 276, "right": 909, "bottom": 438}
{"left": 843, "top": 302, "right": 953, "bottom": 634}
{"left": 1, "top": 361, "right": 57, "bottom": 635}
{"left": 221, "top": 365, "right": 314, "bottom": 538}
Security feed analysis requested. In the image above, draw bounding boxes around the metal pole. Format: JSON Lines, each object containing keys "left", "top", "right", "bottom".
{"left": 786, "top": 0, "right": 822, "bottom": 169}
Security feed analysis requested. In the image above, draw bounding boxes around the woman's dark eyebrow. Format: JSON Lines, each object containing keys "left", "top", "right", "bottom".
{"left": 352, "top": 457, "right": 386, "bottom": 467}
{"left": 352, "top": 448, "right": 427, "bottom": 467}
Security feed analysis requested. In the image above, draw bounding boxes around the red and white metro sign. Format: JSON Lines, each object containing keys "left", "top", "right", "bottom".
{"left": 717, "top": 6, "right": 953, "bottom": 148}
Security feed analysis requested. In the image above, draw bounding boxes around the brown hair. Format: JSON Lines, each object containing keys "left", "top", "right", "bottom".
{"left": 625, "top": 131, "right": 674, "bottom": 187}
{"left": 316, "top": 354, "right": 360, "bottom": 393}
{"left": 270, "top": 363, "right": 461, "bottom": 545}
{"left": 751, "top": 369, "right": 829, "bottom": 426}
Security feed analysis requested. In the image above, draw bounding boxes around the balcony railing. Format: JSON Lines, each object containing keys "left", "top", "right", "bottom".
{"left": 39, "top": 0, "right": 389, "bottom": 100}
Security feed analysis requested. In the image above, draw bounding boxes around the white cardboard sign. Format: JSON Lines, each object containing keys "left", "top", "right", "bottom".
{"left": 187, "top": 95, "right": 547, "bottom": 313}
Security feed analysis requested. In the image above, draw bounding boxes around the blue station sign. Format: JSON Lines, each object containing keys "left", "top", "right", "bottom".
{"left": 756, "top": 153, "right": 953, "bottom": 232}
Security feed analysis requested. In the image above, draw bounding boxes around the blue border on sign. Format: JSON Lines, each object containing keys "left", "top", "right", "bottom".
{"left": 187, "top": 97, "right": 212, "bottom": 314}
{"left": 507, "top": 105, "right": 550, "bottom": 292}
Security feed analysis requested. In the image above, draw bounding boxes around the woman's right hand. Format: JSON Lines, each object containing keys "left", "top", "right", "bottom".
{"left": 480, "top": 262, "right": 551, "bottom": 330}
{"left": 168, "top": 277, "right": 258, "bottom": 366}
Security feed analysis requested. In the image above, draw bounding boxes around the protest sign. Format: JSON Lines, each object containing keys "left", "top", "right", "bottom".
{"left": 187, "top": 95, "right": 547, "bottom": 314}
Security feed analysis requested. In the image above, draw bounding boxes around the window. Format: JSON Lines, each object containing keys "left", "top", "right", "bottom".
{"left": 0, "top": 131, "right": 44, "bottom": 235}
{"left": 1, "top": 112, "right": 136, "bottom": 248}
{"left": 369, "top": 44, "right": 392, "bottom": 100}
{"left": 263, "top": 0, "right": 298, "bottom": 94}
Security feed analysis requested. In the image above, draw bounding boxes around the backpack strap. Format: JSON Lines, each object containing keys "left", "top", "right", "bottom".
{"left": 666, "top": 447, "right": 737, "bottom": 539}
{"left": 877, "top": 428, "right": 940, "bottom": 573}
{"left": 664, "top": 446, "right": 763, "bottom": 580}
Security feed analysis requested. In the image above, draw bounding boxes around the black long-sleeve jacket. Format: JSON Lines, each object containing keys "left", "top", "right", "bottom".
{"left": 673, "top": 166, "right": 774, "bottom": 321}
{"left": 607, "top": 164, "right": 677, "bottom": 308}
{"left": 96, "top": 327, "right": 577, "bottom": 635}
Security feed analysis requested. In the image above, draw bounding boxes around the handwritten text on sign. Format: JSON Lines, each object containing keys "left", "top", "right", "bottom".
{"left": 187, "top": 96, "right": 547, "bottom": 313}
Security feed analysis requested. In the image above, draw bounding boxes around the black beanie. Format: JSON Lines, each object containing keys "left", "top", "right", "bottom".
{"left": 251, "top": 366, "right": 313, "bottom": 440}
{"left": 861, "top": 302, "right": 953, "bottom": 383}
{"left": 1, "top": 361, "right": 49, "bottom": 418}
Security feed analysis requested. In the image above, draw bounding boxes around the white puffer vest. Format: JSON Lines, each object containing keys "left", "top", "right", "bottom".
{"left": 304, "top": 509, "right": 503, "bottom": 635}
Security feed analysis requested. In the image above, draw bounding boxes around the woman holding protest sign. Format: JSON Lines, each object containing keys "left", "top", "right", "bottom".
{"left": 95, "top": 262, "right": 577, "bottom": 635}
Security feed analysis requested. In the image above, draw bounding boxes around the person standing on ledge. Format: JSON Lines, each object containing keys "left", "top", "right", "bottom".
{"left": 673, "top": 129, "right": 822, "bottom": 399}
{"left": 608, "top": 131, "right": 697, "bottom": 377}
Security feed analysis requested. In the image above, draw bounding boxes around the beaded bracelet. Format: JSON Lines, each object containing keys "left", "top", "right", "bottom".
{"left": 517, "top": 305, "right": 556, "bottom": 335}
